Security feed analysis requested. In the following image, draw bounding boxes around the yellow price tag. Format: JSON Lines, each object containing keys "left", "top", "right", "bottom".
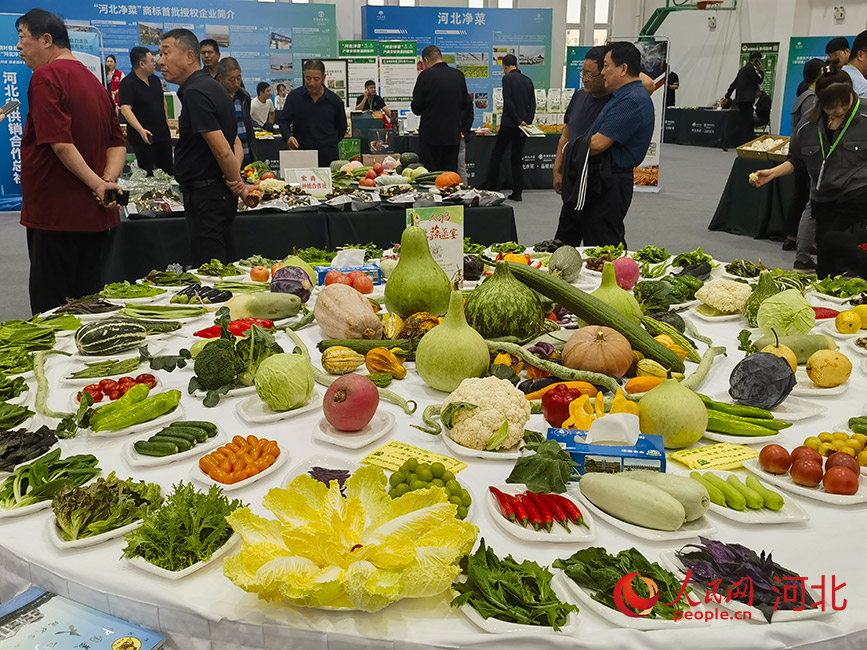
{"left": 361, "top": 440, "right": 467, "bottom": 474}
{"left": 668, "top": 443, "right": 759, "bottom": 471}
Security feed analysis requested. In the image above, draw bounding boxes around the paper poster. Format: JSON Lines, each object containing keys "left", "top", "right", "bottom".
{"left": 406, "top": 205, "right": 464, "bottom": 281}
{"left": 378, "top": 41, "right": 418, "bottom": 110}
{"left": 339, "top": 40, "right": 380, "bottom": 99}
{"left": 282, "top": 167, "right": 332, "bottom": 197}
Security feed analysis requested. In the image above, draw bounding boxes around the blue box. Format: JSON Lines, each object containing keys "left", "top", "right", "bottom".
{"left": 546, "top": 427, "right": 667, "bottom": 477}
{"left": 314, "top": 263, "right": 382, "bottom": 285}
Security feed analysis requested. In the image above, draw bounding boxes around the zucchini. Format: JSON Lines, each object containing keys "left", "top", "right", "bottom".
{"left": 745, "top": 475, "right": 785, "bottom": 510}
{"left": 504, "top": 262, "right": 685, "bottom": 372}
{"left": 150, "top": 433, "right": 194, "bottom": 451}
{"left": 622, "top": 470, "right": 710, "bottom": 522}
{"left": 75, "top": 320, "right": 148, "bottom": 356}
{"left": 689, "top": 472, "right": 726, "bottom": 506}
{"left": 579, "top": 472, "right": 687, "bottom": 531}
{"left": 726, "top": 475, "right": 764, "bottom": 509}
{"left": 134, "top": 440, "right": 179, "bottom": 456}
{"left": 172, "top": 420, "right": 218, "bottom": 437}
{"left": 703, "top": 473, "right": 747, "bottom": 510}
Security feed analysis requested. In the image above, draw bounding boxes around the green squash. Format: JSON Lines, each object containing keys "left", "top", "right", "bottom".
{"left": 744, "top": 270, "right": 781, "bottom": 328}
{"left": 464, "top": 262, "right": 545, "bottom": 340}
{"left": 548, "top": 245, "right": 582, "bottom": 283}
{"left": 330, "top": 159, "right": 350, "bottom": 173}
{"left": 384, "top": 226, "right": 451, "bottom": 317}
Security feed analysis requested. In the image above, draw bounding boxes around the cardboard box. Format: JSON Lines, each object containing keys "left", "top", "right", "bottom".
{"left": 546, "top": 427, "right": 667, "bottom": 477}
{"left": 736, "top": 134, "right": 787, "bottom": 161}
{"left": 314, "top": 263, "right": 382, "bottom": 285}
{"left": 767, "top": 137, "right": 791, "bottom": 162}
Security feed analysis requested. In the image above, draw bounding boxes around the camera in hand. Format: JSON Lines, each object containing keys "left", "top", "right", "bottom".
{"left": 104, "top": 188, "right": 129, "bottom": 206}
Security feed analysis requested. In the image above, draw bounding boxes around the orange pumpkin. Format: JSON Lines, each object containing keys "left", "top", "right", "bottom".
{"left": 561, "top": 326, "right": 633, "bottom": 378}
{"left": 435, "top": 171, "right": 462, "bottom": 190}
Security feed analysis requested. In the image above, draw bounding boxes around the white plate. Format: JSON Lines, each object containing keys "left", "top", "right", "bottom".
{"left": 68, "top": 377, "right": 161, "bottom": 409}
{"left": 862, "top": 356, "right": 867, "bottom": 374}
{"left": 313, "top": 412, "right": 395, "bottom": 449}
{"left": 88, "top": 402, "right": 184, "bottom": 439}
{"left": 702, "top": 430, "right": 780, "bottom": 445}
{"left": 486, "top": 484, "right": 594, "bottom": 543}
{"left": 0, "top": 472, "right": 101, "bottom": 519}
{"left": 8, "top": 384, "right": 31, "bottom": 406}
{"left": 126, "top": 533, "right": 239, "bottom": 580}
{"left": 46, "top": 516, "right": 142, "bottom": 550}
{"left": 711, "top": 392, "right": 827, "bottom": 421}
{"left": 189, "top": 444, "right": 289, "bottom": 492}
{"left": 235, "top": 390, "right": 322, "bottom": 424}
{"left": 63, "top": 366, "right": 152, "bottom": 386}
{"left": 721, "top": 270, "right": 759, "bottom": 281}
{"left": 457, "top": 571, "right": 579, "bottom": 635}
{"left": 818, "top": 320, "right": 862, "bottom": 340}
{"left": 847, "top": 338, "right": 867, "bottom": 356}
{"left": 690, "top": 306, "right": 743, "bottom": 322}
{"left": 63, "top": 309, "right": 124, "bottom": 321}
{"left": 283, "top": 454, "right": 360, "bottom": 488}
{"left": 659, "top": 550, "right": 834, "bottom": 623}
{"left": 670, "top": 299, "right": 700, "bottom": 311}
{"left": 117, "top": 294, "right": 166, "bottom": 304}
{"left": 561, "top": 575, "right": 710, "bottom": 630}
{"left": 790, "top": 368, "right": 849, "bottom": 397}
{"left": 572, "top": 483, "right": 717, "bottom": 542}
{"left": 441, "top": 430, "right": 522, "bottom": 460}
{"left": 190, "top": 383, "right": 257, "bottom": 400}
{"left": 687, "top": 470, "right": 810, "bottom": 524}
{"left": 193, "top": 272, "right": 246, "bottom": 283}
{"left": 125, "top": 427, "right": 227, "bottom": 467}
{"left": 811, "top": 292, "right": 854, "bottom": 305}
{"left": 742, "top": 458, "right": 867, "bottom": 505}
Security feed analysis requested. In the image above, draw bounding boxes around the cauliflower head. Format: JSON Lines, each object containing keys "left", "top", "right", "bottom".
{"left": 441, "top": 376, "right": 531, "bottom": 451}
{"left": 694, "top": 279, "right": 753, "bottom": 314}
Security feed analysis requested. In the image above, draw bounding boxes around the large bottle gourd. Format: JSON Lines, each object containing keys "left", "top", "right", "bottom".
{"left": 384, "top": 225, "right": 451, "bottom": 317}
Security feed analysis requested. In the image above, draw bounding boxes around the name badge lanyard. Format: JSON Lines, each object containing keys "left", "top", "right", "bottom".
{"left": 816, "top": 98, "right": 859, "bottom": 189}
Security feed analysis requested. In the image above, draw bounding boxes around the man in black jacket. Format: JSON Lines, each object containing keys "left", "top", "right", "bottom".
{"left": 481, "top": 54, "right": 535, "bottom": 201}
{"left": 411, "top": 45, "right": 473, "bottom": 173}
{"left": 723, "top": 51, "right": 764, "bottom": 145}
{"left": 753, "top": 89, "right": 771, "bottom": 128}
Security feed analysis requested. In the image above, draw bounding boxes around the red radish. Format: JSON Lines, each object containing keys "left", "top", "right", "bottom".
{"left": 323, "top": 374, "right": 379, "bottom": 432}
{"left": 612, "top": 257, "right": 640, "bottom": 290}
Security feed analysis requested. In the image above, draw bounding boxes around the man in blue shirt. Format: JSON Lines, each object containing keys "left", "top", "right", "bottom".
{"left": 583, "top": 42, "right": 654, "bottom": 246}
{"left": 843, "top": 31, "right": 867, "bottom": 101}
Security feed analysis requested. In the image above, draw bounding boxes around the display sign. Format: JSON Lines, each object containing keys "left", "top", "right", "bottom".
{"left": 780, "top": 36, "right": 854, "bottom": 136}
{"left": 310, "top": 58, "right": 349, "bottom": 106}
{"left": 362, "top": 7, "right": 552, "bottom": 128}
{"left": 378, "top": 41, "right": 418, "bottom": 110}
{"left": 0, "top": 14, "right": 32, "bottom": 210}
{"left": 565, "top": 46, "right": 591, "bottom": 90}
{"left": 739, "top": 42, "right": 779, "bottom": 102}
{"left": 283, "top": 167, "right": 331, "bottom": 198}
{"left": 339, "top": 40, "right": 380, "bottom": 99}
{"left": 406, "top": 205, "right": 463, "bottom": 281}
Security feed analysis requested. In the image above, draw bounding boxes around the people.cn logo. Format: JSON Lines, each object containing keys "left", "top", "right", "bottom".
{"left": 613, "top": 572, "right": 660, "bottom": 617}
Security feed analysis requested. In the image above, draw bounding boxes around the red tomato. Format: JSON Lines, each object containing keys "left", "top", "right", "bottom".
{"left": 90, "top": 391, "right": 104, "bottom": 403}
{"left": 135, "top": 373, "right": 156, "bottom": 383}
{"left": 108, "top": 389, "right": 122, "bottom": 401}
{"left": 351, "top": 274, "right": 374, "bottom": 294}
{"left": 99, "top": 379, "right": 118, "bottom": 391}
{"left": 118, "top": 376, "right": 136, "bottom": 385}
{"left": 359, "top": 177, "right": 376, "bottom": 188}
{"left": 365, "top": 169, "right": 377, "bottom": 180}
{"left": 261, "top": 171, "right": 276, "bottom": 180}
{"left": 139, "top": 378, "right": 157, "bottom": 389}
{"left": 84, "top": 384, "right": 101, "bottom": 393}
{"left": 118, "top": 384, "right": 131, "bottom": 396}
{"left": 790, "top": 459, "right": 823, "bottom": 487}
{"left": 324, "top": 270, "right": 351, "bottom": 286}
{"left": 759, "top": 444, "right": 791, "bottom": 474}
{"left": 372, "top": 162, "right": 384, "bottom": 174}
{"left": 250, "top": 265, "right": 270, "bottom": 282}
{"left": 822, "top": 466, "right": 859, "bottom": 495}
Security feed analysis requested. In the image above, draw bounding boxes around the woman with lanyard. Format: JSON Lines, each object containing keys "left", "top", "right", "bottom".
{"left": 105, "top": 54, "right": 123, "bottom": 107}
{"left": 752, "top": 65, "right": 867, "bottom": 278}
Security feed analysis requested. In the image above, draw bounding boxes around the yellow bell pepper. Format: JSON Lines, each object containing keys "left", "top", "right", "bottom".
{"left": 610, "top": 389, "right": 640, "bottom": 416}
{"left": 493, "top": 352, "right": 524, "bottom": 374}
{"left": 594, "top": 392, "right": 605, "bottom": 419}
{"left": 562, "top": 395, "right": 593, "bottom": 429}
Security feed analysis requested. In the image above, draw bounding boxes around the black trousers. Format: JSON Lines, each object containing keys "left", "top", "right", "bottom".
{"left": 26, "top": 227, "right": 110, "bottom": 314}
{"left": 129, "top": 138, "right": 174, "bottom": 176}
{"left": 734, "top": 102, "right": 756, "bottom": 147}
{"left": 182, "top": 182, "right": 238, "bottom": 266}
{"left": 817, "top": 230, "right": 867, "bottom": 278}
{"left": 812, "top": 191, "right": 867, "bottom": 278}
{"left": 481, "top": 126, "right": 526, "bottom": 195}
{"left": 419, "top": 140, "right": 460, "bottom": 173}
{"left": 785, "top": 168, "right": 810, "bottom": 239}
{"left": 554, "top": 170, "right": 633, "bottom": 247}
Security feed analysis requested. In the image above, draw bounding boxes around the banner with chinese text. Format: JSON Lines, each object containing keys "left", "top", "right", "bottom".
{"left": 339, "top": 40, "right": 380, "bottom": 100}
{"left": 406, "top": 205, "right": 463, "bottom": 281}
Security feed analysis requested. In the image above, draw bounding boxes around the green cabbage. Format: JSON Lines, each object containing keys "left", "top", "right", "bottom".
{"left": 254, "top": 353, "right": 314, "bottom": 411}
{"left": 756, "top": 289, "right": 816, "bottom": 336}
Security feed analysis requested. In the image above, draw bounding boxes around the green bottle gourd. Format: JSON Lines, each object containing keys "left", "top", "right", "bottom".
{"left": 384, "top": 225, "right": 451, "bottom": 317}
{"left": 588, "top": 261, "right": 642, "bottom": 324}
{"left": 415, "top": 290, "right": 490, "bottom": 392}
{"left": 744, "top": 269, "right": 781, "bottom": 328}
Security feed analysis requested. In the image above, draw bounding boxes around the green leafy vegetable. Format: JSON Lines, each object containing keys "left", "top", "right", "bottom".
{"left": 52, "top": 472, "right": 162, "bottom": 541}
{"left": 490, "top": 241, "right": 526, "bottom": 254}
{"left": 441, "top": 402, "right": 478, "bottom": 428}
{"left": 121, "top": 481, "right": 244, "bottom": 572}
{"left": 235, "top": 324, "right": 284, "bottom": 386}
{"left": 143, "top": 270, "right": 200, "bottom": 286}
{"left": 0, "top": 402, "right": 34, "bottom": 430}
{"left": 451, "top": 538, "right": 578, "bottom": 630}
{"left": 100, "top": 281, "right": 165, "bottom": 299}
{"left": 341, "top": 242, "right": 384, "bottom": 261}
{"left": 0, "top": 450, "right": 100, "bottom": 510}
{"left": 554, "top": 547, "right": 691, "bottom": 620}
{"left": 238, "top": 254, "right": 277, "bottom": 267}
{"left": 737, "top": 329, "right": 756, "bottom": 354}
{"left": 813, "top": 275, "right": 867, "bottom": 299}
{"left": 197, "top": 258, "right": 243, "bottom": 278}
{"left": 633, "top": 245, "right": 669, "bottom": 264}
{"left": 294, "top": 246, "right": 337, "bottom": 265}
{"left": 0, "top": 346, "right": 35, "bottom": 375}
{"left": 0, "top": 426, "right": 57, "bottom": 472}
{"left": 464, "top": 237, "right": 487, "bottom": 255}
{"left": 0, "top": 374, "right": 28, "bottom": 402}
{"left": 67, "top": 355, "right": 143, "bottom": 380}
{"left": 505, "top": 439, "right": 577, "bottom": 494}
{"left": 584, "top": 244, "right": 624, "bottom": 260}
{"left": 672, "top": 247, "right": 713, "bottom": 268}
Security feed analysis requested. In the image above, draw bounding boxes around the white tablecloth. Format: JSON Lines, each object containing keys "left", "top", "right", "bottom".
{"left": 1, "top": 283, "right": 866, "bottom": 650}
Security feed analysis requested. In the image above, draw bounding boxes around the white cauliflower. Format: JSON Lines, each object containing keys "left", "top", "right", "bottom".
{"left": 694, "top": 278, "right": 753, "bottom": 314}
{"left": 258, "top": 178, "right": 286, "bottom": 195}
{"left": 441, "top": 376, "right": 531, "bottom": 451}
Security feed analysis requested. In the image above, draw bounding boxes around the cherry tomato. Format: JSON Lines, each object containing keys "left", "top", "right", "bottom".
{"left": 84, "top": 383, "right": 101, "bottom": 393}
{"left": 226, "top": 471, "right": 246, "bottom": 485}
{"left": 259, "top": 453, "right": 276, "bottom": 469}
{"left": 118, "top": 376, "right": 136, "bottom": 385}
{"left": 199, "top": 457, "right": 217, "bottom": 473}
{"left": 246, "top": 434, "right": 259, "bottom": 447}
{"left": 136, "top": 373, "right": 156, "bottom": 383}
{"left": 139, "top": 378, "right": 157, "bottom": 389}
{"left": 118, "top": 384, "right": 130, "bottom": 396}
{"left": 90, "top": 391, "right": 104, "bottom": 403}
{"left": 226, "top": 442, "right": 241, "bottom": 453}
{"left": 210, "top": 468, "right": 229, "bottom": 483}
{"left": 233, "top": 435, "right": 247, "bottom": 447}
{"left": 233, "top": 458, "right": 248, "bottom": 473}
{"left": 99, "top": 379, "right": 118, "bottom": 391}
{"left": 264, "top": 440, "right": 279, "bottom": 457}
{"left": 245, "top": 464, "right": 261, "bottom": 478}
{"left": 219, "top": 458, "right": 233, "bottom": 473}
{"left": 249, "top": 447, "right": 261, "bottom": 461}
{"left": 108, "top": 390, "right": 121, "bottom": 401}
{"left": 238, "top": 452, "right": 253, "bottom": 466}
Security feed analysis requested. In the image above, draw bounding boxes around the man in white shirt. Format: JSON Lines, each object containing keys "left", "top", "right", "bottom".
{"left": 840, "top": 32, "right": 867, "bottom": 100}
{"left": 250, "top": 82, "right": 275, "bottom": 128}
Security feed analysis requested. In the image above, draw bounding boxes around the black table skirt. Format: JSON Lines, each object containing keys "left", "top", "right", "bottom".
{"left": 663, "top": 108, "right": 745, "bottom": 149}
{"left": 707, "top": 157, "right": 793, "bottom": 240}
{"left": 102, "top": 204, "right": 517, "bottom": 282}
{"left": 394, "top": 133, "right": 559, "bottom": 190}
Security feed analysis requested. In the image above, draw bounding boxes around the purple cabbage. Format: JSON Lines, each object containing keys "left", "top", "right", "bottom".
{"left": 270, "top": 266, "right": 312, "bottom": 303}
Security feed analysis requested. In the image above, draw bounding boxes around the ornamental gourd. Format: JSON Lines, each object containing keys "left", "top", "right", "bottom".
{"left": 562, "top": 325, "right": 633, "bottom": 377}
{"left": 75, "top": 320, "right": 148, "bottom": 356}
{"left": 464, "top": 262, "right": 545, "bottom": 340}
{"left": 435, "top": 171, "right": 461, "bottom": 190}
{"left": 384, "top": 225, "right": 451, "bottom": 317}
{"left": 314, "top": 284, "right": 383, "bottom": 340}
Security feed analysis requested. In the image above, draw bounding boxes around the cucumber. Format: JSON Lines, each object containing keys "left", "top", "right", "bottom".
{"left": 156, "top": 427, "right": 199, "bottom": 444}
{"left": 149, "top": 434, "right": 194, "bottom": 451}
{"left": 745, "top": 475, "right": 785, "bottom": 511}
{"left": 690, "top": 472, "right": 726, "bottom": 506}
{"left": 727, "top": 475, "right": 764, "bottom": 509}
{"left": 163, "top": 424, "right": 208, "bottom": 443}
{"left": 623, "top": 470, "right": 710, "bottom": 522}
{"left": 703, "top": 473, "right": 747, "bottom": 510}
{"left": 751, "top": 333, "right": 837, "bottom": 363}
{"left": 579, "top": 473, "right": 687, "bottom": 531}
{"left": 134, "top": 440, "right": 179, "bottom": 457}
{"left": 174, "top": 420, "right": 218, "bottom": 437}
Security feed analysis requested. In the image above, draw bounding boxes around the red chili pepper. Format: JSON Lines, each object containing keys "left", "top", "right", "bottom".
{"left": 518, "top": 493, "right": 542, "bottom": 531}
{"left": 195, "top": 318, "right": 274, "bottom": 338}
{"left": 541, "top": 383, "right": 583, "bottom": 428}
{"left": 193, "top": 325, "right": 221, "bottom": 338}
{"left": 548, "top": 493, "right": 588, "bottom": 529}
{"left": 523, "top": 491, "right": 554, "bottom": 532}
{"left": 507, "top": 492, "right": 529, "bottom": 528}
{"left": 489, "top": 487, "right": 516, "bottom": 523}
{"left": 812, "top": 306, "right": 840, "bottom": 320}
{"left": 539, "top": 494, "right": 571, "bottom": 532}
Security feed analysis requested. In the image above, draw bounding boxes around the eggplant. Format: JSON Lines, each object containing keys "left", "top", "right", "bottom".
{"left": 464, "top": 254, "right": 484, "bottom": 281}
{"left": 675, "top": 262, "right": 712, "bottom": 281}
{"left": 516, "top": 376, "right": 559, "bottom": 395}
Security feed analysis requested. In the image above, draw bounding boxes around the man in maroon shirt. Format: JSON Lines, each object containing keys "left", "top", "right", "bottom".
{"left": 17, "top": 9, "right": 126, "bottom": 314}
